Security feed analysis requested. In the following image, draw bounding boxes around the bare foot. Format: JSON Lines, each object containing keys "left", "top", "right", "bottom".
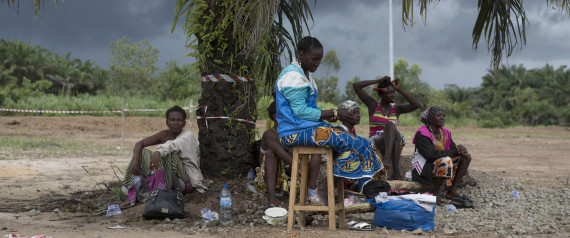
{"left": 316, "top": 186, "right": 328, "bottom": 206}
{"left": 435, "top": 197, "right": 449, "bottom": 206}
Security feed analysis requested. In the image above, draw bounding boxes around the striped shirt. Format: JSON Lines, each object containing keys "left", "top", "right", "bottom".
{"left": 369, "top": 104, "right": 398, "bottom": 137}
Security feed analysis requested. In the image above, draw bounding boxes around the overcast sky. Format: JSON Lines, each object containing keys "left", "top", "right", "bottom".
{"left": 1, "top": 1, "right": 568, "bottom": 91}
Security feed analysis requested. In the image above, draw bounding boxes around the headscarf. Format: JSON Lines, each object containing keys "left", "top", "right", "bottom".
{"left": 420, "top": 106, "right": 444, "bottom": 127}
{"left": 338, "top": 100, "right": 359, "bottom": 112}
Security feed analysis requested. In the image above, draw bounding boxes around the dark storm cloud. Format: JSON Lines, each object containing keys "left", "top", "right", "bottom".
{"left": 1, "top": 0, "right": 568, "bottom": 90}
{"left": 0, "top": 1, "right": 174, "bottom": 45}
{"left": 309, "top": 1, "right": 569, "bottom": 89}
{"left": 0, "top": 0, "right": 184, "bottom": 67}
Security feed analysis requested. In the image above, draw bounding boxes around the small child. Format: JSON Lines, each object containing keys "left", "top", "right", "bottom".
{"left": 337, "top": 100, "right": 361, "bottom": 192}
{"left": 338, "top": 100, "right": 360, "bottom": 134}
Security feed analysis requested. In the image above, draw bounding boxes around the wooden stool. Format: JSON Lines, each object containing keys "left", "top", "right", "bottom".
{"left": 287, "top": 146, "right": 345, "bottom": 231}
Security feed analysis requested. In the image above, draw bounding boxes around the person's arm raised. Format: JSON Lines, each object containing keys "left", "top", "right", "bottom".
{"left": 392, "top": 78, "right": 420, "bottom": 115}
{"left": 353, "top": 76, "right": 390, "bottom": 117}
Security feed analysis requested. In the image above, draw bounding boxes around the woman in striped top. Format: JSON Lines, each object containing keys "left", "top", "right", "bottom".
{"left": 353, "top": 77, "right": 420, "bottom": 180}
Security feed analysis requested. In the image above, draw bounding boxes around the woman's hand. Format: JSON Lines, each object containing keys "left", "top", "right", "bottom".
{"left": 457, "top": 145, "right": 470, "bottom": 156}
{"left": 150, "top": 151, "right": 161, "bottom": 170}
{"left": 392, "top": 78, "right": 401, "bottom": 91}
{"left": 327, "top": 117, "right": 339, "bottom": 123}
{"left": 337, "top": 109, "right": 358, "bottom": 124}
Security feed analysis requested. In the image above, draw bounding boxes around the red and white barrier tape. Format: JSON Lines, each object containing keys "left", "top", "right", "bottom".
{"left": 0, "top": 108, "right": 122, "bottom": 114}
{"left": 196, "top": 116, "right": 255, "bottom": 124}
{"left": 202, "top": 74, "right": 254, "bottom": 82}
{"left": 0, "top": 106, "right": 200, "bottom": 114}
{"left": 194, "top": 105, "right": 255, "bottom": 135}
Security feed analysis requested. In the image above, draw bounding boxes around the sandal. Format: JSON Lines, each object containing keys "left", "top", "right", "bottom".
{"left": 347, "top": 221, "right": 375, "bottom": 231}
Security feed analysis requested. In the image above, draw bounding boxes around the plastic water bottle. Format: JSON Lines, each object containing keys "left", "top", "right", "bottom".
{"left": 220, "top": 184, "right": 232, "bottom": 223}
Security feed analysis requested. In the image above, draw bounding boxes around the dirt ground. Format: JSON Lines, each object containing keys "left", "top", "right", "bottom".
{"left": 0, "top": 116, "right": 569, "bottom": 237}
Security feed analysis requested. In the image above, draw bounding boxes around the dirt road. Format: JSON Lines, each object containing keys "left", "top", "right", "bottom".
{"left": 1, "top": 116, "right": 568, "bottom": 237}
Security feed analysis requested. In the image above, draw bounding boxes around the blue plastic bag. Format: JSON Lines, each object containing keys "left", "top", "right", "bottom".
{"left": 371, "top": 200, "right": 435, "bottom": 231}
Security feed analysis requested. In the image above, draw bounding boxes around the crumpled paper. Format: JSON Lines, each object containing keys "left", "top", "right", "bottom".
{"left": 200, "top": 207, "right": 219, "bottom": 220}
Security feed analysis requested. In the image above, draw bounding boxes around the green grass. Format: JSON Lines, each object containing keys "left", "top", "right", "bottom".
{"left": 0, "top": 137, "right": 115, "bottom": 155}
{"left": 452, "top": 130, "right": 570, "bottom": 139}
{"left": 1, "top": 94, "right": 190, "bottom": 117}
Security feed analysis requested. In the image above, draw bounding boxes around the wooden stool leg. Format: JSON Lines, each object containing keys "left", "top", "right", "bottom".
{"left": 287, "top": 147, "right": 300, "bottom": 231}
{"left": 326, "top": 150, "right": 336, "bottom": 230}
{"left": 337, "top": 178, "right": 345, "bottom": 229}
{"left": 298, "top": 155, "right": 309, "bottom": 227}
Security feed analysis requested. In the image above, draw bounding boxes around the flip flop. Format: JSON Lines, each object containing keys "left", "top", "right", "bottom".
{"left": 336, "top": 220, "right": 357, "bottom": 228}
{"left": 348, "top": 221, "right": 375, "bottom": 231}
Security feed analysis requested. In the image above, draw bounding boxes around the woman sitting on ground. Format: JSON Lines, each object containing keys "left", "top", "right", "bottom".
{"left": 276, "top": 36, "right": 383, "bottom": 203}
{"left": 254, "top": 101, "right": 320, "bottom": 207}
{"left": 122, "top": 106, "right": 207, "bottom": 206}
{"left": 353, "top": 76, "right": 420, "bottom": 180}
{"left": 411, "top": 107, "right": 472, "bottom": 205}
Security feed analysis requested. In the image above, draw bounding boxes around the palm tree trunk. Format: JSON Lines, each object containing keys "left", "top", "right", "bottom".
{"left": 197, "top": 81, "right": 257, "bottom": 178}
{"left": 196, "top": 0, "right": 258, "bottom": 178}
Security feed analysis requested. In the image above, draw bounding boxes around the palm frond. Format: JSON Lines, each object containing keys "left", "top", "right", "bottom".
{"left": 401, "top": 0, "right": 440, "bottom": 29}
{"left": 548, "top": 0, "right": 570, "bottom": 14}
{"left": 472, "top": 0, "right": 527, "bottom": 73}
{"left": 254, "top": 0, "right": 316, "bottom": 93}
{"left": 231, "top": 0, "right": 280, "bottom": 58}
{"left": 0, "top": 0, "right": 58, "bottom": 16}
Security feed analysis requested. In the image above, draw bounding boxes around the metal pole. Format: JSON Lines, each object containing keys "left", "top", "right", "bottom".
{"left": 389, "top": 0, "right": 394, "bottom": 80}
{"left": 121, "top": 98, "right": 125, "bottom": 151}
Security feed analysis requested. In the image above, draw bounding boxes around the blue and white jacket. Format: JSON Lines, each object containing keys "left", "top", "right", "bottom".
{"left": 275, "top": 61, "right": 326, "bottom": 137}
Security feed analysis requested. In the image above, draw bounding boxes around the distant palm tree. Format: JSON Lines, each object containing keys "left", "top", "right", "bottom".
{"left": 46, "top": 53, "right": 85, "bottom": 96}
{"left": 0, "top": 39, "right": 50, "bottom": 86}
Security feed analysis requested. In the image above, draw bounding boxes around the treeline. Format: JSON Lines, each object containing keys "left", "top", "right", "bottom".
{"left": 1, "top": 39, "right": 568, "bottom": 127}
{"left": 312, "top": 52, "right": 569, "bottom": 127}
{"left": 0, "top": 38, "right": 201, "bottom": 107}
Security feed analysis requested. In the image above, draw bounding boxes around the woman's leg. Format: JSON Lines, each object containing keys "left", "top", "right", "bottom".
{"left": 308, "top": 154, "right": 320, "bottom": 190}
{"left": 447, "top": 152, "right": 472, "bottom": 198}
{"left": 375, "top": 122, "right": 400, "bottom": 179}
{"left": 432, "top": 156, "right": 454, "bottom": 204}
{"left": 382, "top": 122, "right": 397, "bottom": 167}
{"left": 264, "top": 149, "right": 279, "bottom": 205}
{"left": 390, "top": 129, "right": 402, "bottom": 180}
{"left": 432, "top": 177, "right": 446, "bottom": 205}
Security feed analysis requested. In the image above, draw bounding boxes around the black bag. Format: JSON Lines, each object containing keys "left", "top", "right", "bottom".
{"left": 142, "top": 189, "right": 187, "bottom": 219}
{"left": 450, "top": 195, "right": 474, "bottom": 209}
{"left": 362, "top": 180, "right": 391, "bottom": 199}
